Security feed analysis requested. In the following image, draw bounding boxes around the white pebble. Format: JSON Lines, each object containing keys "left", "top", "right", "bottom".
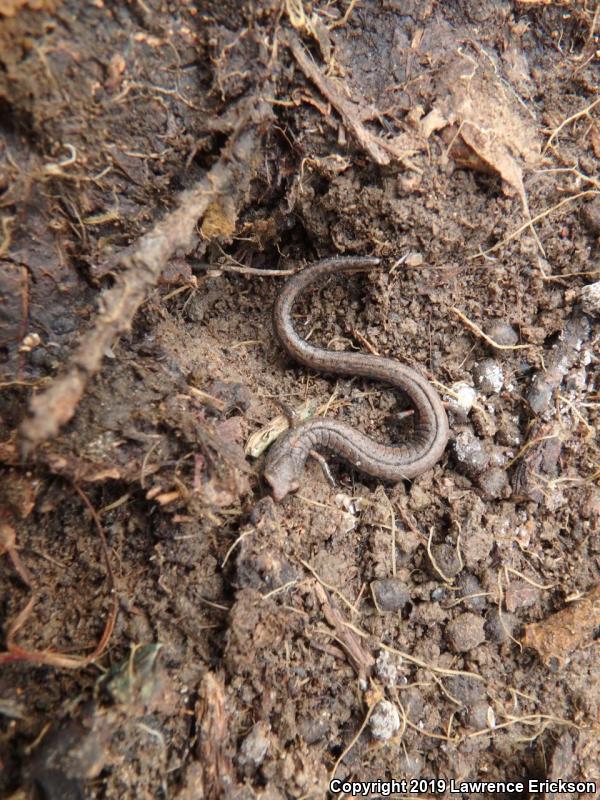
{"left": 369, "top": 700, "right": 401, "bottom": 740}
{"left": 375, "top": 651, "right": 399, "bottom": 687}
{"left": 581, "top": 281, "right": 600, "bottom": 317}
{"left": 237, "top": 722, "right": 270, "bottom": 767}
{"left": 446, "top": 382, "right": 477, "bottom": 414}
{"left": 473, "top": 359, "right": 504, "bottom": 394}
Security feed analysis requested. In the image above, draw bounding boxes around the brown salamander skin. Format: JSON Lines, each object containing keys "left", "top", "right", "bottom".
{"left": 263, "top": 257, "right": 449, "bottom": 500}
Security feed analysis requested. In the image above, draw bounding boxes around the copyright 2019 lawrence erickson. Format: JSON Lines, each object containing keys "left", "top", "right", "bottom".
{"left": 329, "top": 778, "right": 598, "bottom": 796}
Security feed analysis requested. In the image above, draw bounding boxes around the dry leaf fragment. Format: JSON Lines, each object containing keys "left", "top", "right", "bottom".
{"left": 426, "top": 53, "right": 539, "bottom": 210}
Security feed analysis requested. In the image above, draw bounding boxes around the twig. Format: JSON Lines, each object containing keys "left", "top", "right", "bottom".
{"left": 204, "top": 262, "right": 295, "bottom": 276}
{"left": 299, "top": 558, "right": 356, "bottom": 615}
{"left": 289, "top": 32, "right": 391, "bottom": 166}
{"left": 381, "top": 492, "right": 397, "bottom": 577}
{"left": 19, "top": 95, "right": 273, "bottom": 452}
{"left": 450, "top": 307, "right": 533, "bottom": 351}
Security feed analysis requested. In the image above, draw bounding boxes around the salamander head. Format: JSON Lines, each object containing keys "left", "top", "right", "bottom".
{"left": 263, "top": 441, "right": 301, "bottom": 501}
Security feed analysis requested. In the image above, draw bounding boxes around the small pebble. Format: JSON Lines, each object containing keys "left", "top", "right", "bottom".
{"left": 429, "top": 542, "right": 463, "bottom": 580}
{"left": 453, "top": 430, "right": 490, "bottom": 477}
{"left": 468, "top": 701, "right": 494, "bottom": 730}
{"left": 369, "top": 700, "right": 401, "bottom": 740}
{"left": 475, "top": 465, "right": 509, "bottom": 499}
{"left": 404, "top": 252, "right": 424, "bottom": 267}
{"left": 527, "top": 373, "right": 553, "bottom": 415}
{"left": 371, "top": 578, "right": 411, "bottom": 612}
{"left": 298, "top": 713, "right": 330, "bottom": 744}
{"left": 486, "top": 320, "right": 519, "bottom": 347}
{"left": 580, "top": 281, "right": 600, "bottom": 317}
{"left": 484, "top": 609, "right": 519, "bottom": 644}
{"left": 504, "top": 580, "right": 540, "bottom": 612}
{"left": 459, "top": 574, "right": 488, "bottom": 613}
{"left": 375, "top": 650, "right": 399, "bottom": 687}
{"left": 408, "top": 484, "right": 432, "bottom": 511}
{"left": 51, "top": 314, "right": 78, "bottom": 335}
{"left": 446, "top": 611, "right": 486, "bottom": 652}
{"left": 19, "top": 332, "right": 41, "bottom": 352}
{"left": 237, "top": 721, "right": 270, "bottom": 768}
{"left": 446, "top": 382, "right": 477, "bottom": 416}
{"left": 472, "top": 359, "right": 504, "bottom": 394}
{"left": 445, "top": 674, "right": 486, "bottom": 704}
{"left": 495, "top": 413, "right": 522, "bottom": 447}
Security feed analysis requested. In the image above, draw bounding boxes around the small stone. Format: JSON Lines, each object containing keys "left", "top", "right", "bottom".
{"left": 446, "top": 382, "right": 477, "bottom": 416}
{"left": 458, "top": 574, "right": 488, "bottom": 613}
{"left": 369, "top": 700, "right": 401, "bottom": 740}
{"left": 405, "top": 252, "right": 424, "bottom": 267}
{"left": 472, "top": 359, "right": 504, "bottom": 394}
{"left": 526, "top": 372, "right": 554, "bottom": 415}
{"left": 453, "top": 430, "right": 490, "bottom": 477}
{"left": 484, "top": 609, "right": 519, "bottom": 644}
{"left": 375, "top": 650, "right": 399, "bottom": 687}
{"left": 371, "top": 579, "right": 411, "bottom": 612}
{"left": 51, "top": 314, "right": 78, "bottom": 335}
{"left": 446, "top": 612, "right": 486, "bottom": 653}
{"left": 19, "top": 332, "right": 41, "bottom": 352}
{"left": 237, "top": 721, "right": 270, "bottom": 768}
{"left": 429, "top": 542, "right": 463, "bottom": 580}
{"left": 468, "top": 701, "right": 494, "bottom": 731}
{"left": 445, "top": 674, "right": 486, "bottom": 705}
{"left": 495, "top": 413, "right": 522, "bottom": 447}
{"left": 298, "top": 713, "right": 330, "bottom": 744}
{"left": 504, "top": 580, "right": 540, "bottom": 612}
{"left": 475, "top": 466, "right": 509, "bottom": 499}
{"left": 580, "top": 281, "right": 600, "bottom": 317}
{"left": 486, "top": 320, "right": 519, "bottom": 347}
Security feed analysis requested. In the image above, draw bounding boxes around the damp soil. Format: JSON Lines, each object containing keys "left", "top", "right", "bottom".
{"left": 0, "top": 2, "right": 599, "bottom": 799}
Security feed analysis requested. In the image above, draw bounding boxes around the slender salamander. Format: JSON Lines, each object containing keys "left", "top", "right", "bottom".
{"left": 263, "top": 256, "right": 449, "bottom": 500}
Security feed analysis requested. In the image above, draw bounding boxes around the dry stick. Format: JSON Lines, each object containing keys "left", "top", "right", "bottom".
{"left": 450, "top": 307, "right": 533, "bottom": 351}
{"left": 205, "top": 263, "right": 295, "bottom": 276}
{"left": 380, "top": 492, "right": 397, "bottom": 577}
{"left": 19, "top": 98, "right": 273, "bottom": 451}
{"left": 289, "top": 33, "right": 393, "bottom": 167}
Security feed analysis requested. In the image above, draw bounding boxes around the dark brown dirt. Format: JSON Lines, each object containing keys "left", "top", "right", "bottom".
{"left": 1, "top": 1, "right": 599, "bottom": 799}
